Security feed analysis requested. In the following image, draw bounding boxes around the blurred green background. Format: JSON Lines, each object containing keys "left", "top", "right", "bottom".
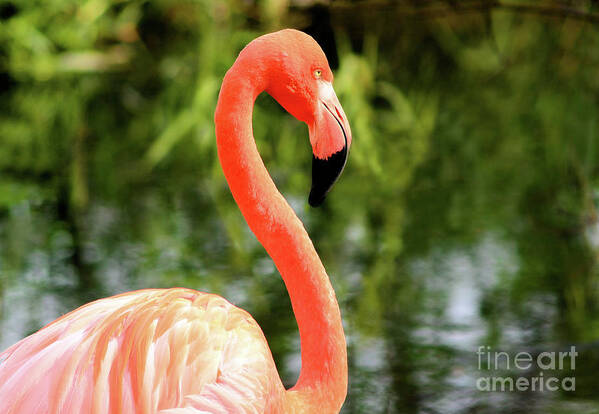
{"left": 2, "top": 0, "right": 599, "bottom": 412}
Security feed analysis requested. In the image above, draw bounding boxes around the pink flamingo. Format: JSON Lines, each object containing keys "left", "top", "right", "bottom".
{"left": 0, "top": 29, "right": 351, "bottom": 413}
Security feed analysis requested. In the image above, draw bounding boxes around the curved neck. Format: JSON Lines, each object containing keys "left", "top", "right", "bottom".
{"left": 214, "top": 60, "right": 347, "bottom": 411}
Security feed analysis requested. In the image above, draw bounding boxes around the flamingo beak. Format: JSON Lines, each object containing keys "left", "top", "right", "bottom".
{"left": 308, "top": 81, "right": 352, "bottom": 207}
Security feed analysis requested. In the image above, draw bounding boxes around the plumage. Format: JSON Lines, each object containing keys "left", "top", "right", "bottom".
{"left": 0, "top": 29, "right": 350, "bottom": 414}
{"left": 0, "top": 289, "right": 283, "bottom": 413}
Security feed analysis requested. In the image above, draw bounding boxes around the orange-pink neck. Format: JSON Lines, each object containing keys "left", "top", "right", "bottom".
{"left": 214, "top": 57, "right": 347, "bottom": 411}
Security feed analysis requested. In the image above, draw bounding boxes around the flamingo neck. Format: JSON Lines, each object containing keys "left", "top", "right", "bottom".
{"left": 214, "top": 60, "right": 347, "bottom": 411}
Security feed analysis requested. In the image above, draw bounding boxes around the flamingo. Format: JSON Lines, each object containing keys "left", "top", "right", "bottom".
{"left": 0, "top": 29, "right": 351, "bottom": 413}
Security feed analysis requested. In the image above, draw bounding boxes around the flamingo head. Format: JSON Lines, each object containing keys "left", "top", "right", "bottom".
{"left": 253, "top": 29, "right": 352, "bottom": 207}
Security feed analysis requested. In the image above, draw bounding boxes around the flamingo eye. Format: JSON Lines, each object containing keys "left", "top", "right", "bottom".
{"left": 313, "top": 69, "right": 322, "bottom": 79}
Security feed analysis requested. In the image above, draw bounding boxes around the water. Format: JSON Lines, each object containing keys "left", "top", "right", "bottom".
{"left": 2, "top": 178, "right": 599, "bottom": 413}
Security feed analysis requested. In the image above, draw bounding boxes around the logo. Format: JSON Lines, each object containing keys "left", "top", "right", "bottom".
{"left": 475, "top": 346, "right": 577, "bottom": 392}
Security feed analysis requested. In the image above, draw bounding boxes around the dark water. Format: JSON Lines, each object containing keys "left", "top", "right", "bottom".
{"left": 2, "top": 162, "right": 599, "bottom": 413}
{"left": 2, "top": 1, "right": 599, "bottom": 413}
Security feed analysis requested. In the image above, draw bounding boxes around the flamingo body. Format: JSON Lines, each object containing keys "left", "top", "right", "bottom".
{"left": 0, "top": 289, "right": 286, "bottom": 413}
{"left": 0, "top": 29, "right": 350, "bottom": 414}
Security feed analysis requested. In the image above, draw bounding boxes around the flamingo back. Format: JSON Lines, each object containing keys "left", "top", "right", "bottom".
{"left": 0, "top": 288, "right": 285, "bottom": 414}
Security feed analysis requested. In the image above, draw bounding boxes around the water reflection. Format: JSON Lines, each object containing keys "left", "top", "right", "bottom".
{"left": 2, "top": 162, "right": 599, "bottom": 413}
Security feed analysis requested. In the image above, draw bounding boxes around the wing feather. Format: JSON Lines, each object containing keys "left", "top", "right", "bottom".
{"left": 0, "top": 288, "right": 284, "bottom": 414}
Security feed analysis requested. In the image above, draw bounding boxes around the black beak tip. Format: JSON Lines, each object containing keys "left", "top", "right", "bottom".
{"left": 308, "top": 189, "right": 326, "bottom": 207}
{"left": 308, "top": 146, "right": 348, "bottom": 208}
